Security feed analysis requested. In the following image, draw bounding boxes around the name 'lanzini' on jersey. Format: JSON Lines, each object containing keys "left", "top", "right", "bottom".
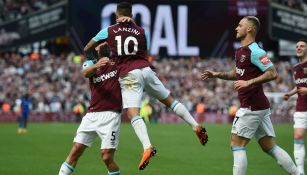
{"left": 235, "top": 42, "right": 273, "bottom": 110}
{"left": 92, "top": 22, "right": 151, "bottom": 77}
{"left": 82, "top": 61, "right": 122, "bottom": 113}
{"left": 293, "top": 61, "right": 307, "bottom": 111}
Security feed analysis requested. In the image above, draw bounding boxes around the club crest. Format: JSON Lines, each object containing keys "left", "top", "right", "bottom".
{"left": 240, "top": 55, "right": 246, "bottom": 62}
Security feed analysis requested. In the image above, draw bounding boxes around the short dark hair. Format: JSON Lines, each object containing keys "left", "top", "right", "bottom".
{"left": 297, "top": 38, "right": 307, "bottom": 44}
{"left": 245, "top": 16, "right": 260, "bottom": 34}
{"left": 116, "top": 2, "right": 132, "bottom": 16}
{"left": 98, "top": 44, "right": 109, "bottom": 58}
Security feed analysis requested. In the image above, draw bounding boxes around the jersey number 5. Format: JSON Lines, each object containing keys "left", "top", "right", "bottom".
{"left": 115, "top": 35, "right": 138, "bottom": 56}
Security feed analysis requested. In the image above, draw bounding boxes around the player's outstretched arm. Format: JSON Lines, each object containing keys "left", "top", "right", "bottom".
{"left": 283, "top": 87, "right": 297, "bottom": 100}
{"left": 201, "top": 68, "right": 236, "bottom": 81}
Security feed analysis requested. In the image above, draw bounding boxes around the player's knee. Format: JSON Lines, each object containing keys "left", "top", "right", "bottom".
{"left": 101, "top": 149, "right": 115, "bottom": 164}
{"left": 72, "top": 143, "right": 86, "bottom": 157}
{"left": 294, "top": 133, "right": 305, "bottom": 140}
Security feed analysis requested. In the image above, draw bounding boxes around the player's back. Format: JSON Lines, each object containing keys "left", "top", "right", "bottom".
{"left": 107, "top": 22, "right": 151, "bottom": 77}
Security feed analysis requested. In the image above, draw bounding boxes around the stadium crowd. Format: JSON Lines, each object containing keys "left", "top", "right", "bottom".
{"left": 0, "top": 52, "right": 298, "bottom": 119}
{"left": 0, "top": 0, "right": 61, "bottom": 23}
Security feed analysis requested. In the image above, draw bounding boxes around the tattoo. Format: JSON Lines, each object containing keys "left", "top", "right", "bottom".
{"left": 218, "top": 69, "right": 236, "bottom": 80}
{"left": 248, "top": 66, "right": 277, "bottom": 86}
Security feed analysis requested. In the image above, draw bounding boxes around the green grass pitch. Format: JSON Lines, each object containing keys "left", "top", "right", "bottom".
{"left": 0, "top": 123, "right": 302, "bottom": 175}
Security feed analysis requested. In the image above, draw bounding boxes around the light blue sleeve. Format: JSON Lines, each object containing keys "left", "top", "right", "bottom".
{"left": 145, "top": 30, "right": 150, "bottom": 50}
{"left": 249, "top": 44, "right": 273, "bottom": 72}
{"left": 82, "top": 60, "right": 94, "bottom": 70}
{"left": 92, "top": 27, "right": 108, "bottom": 42}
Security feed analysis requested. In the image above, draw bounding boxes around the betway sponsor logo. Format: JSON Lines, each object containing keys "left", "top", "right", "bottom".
{"left": 236, "top": 67, "right": 245, "bottom": 76}
{"left": 295, "top": 78, "right": 307, "bottom": 84}
{"left": 93, "top": 70, "right": 117, "bottom": 84}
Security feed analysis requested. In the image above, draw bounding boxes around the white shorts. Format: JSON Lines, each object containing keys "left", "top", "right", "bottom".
{"left": 294, "top": 112, "right": 307, "bottom": 129}
{"left": 231, "top": 108, "right": 276, "bottom": 140}
{"left": 73, "top": 111, "right": 121, "bottom": 149}
{"left": 118, "top": 67, "right": 170, "bottom": 108}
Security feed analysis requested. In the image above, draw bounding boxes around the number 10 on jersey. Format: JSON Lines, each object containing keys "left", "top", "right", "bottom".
{"left": 115, "top": 35, "right": 139, "bottom": 56}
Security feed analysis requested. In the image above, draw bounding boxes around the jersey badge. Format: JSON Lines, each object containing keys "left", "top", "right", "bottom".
{"left": 259, "top": 56, "right": 271, "bottom": 65}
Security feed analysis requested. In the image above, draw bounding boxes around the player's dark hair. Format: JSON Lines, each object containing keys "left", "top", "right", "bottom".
{"left": 245, "top": 16, "right": 260, "bottom": 34}
{"left": 297, "top": 38, "right": 307, "bottom": 44}
{"left": 98, "top": 44, "right": 109, "bottom": 58}
{"left": 116, "top": 2, "right": 132, "bottom": 17}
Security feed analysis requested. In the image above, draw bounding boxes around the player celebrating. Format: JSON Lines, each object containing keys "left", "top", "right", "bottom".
{"left": 58, "top": 43, "right": 122, "bottom": 175}
{"left": 283, "top": 39, "right": 307, "bottom": 175}
{"left": 201, "top": 16, "right": 298, "bottom": 175}
{"left": 84, "top": 2, "right": 208, "bottom": 170}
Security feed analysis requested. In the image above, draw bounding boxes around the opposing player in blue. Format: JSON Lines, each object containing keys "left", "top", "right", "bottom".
{"left": 202, "top": 16, "right": 298, "bottom": 175}
{"left": 58, "top": 43, "right": 122, "bottom": 175}
{"left": 18, "top": 93, "right": 32, "bottom": 134}
{"left": 84, "top": 2, "right": 208, "bottom": 170}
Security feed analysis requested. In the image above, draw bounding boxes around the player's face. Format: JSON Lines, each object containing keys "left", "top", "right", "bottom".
{"left": 296, "top": 41, "right": 307, "bottom": 58}
{"left": 235, "top": 18, "right": 249, "bottom": 40}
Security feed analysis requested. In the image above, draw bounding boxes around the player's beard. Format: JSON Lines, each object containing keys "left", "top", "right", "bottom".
{"left": 237, "top": 33, "right": 246, "bottom": 41}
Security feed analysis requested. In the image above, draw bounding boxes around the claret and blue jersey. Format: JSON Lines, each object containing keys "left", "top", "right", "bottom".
{"left": 92, "top": 22, "right": 151, "bottom": 77}
{"left": 235, "top": 42, "right": 273, "bottom": 110}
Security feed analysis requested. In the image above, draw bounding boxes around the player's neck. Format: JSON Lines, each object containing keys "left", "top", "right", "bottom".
{"left": 240, "top": 35, "right": 255, "bottom": 47}
{"left": 300, "top": 56, "right": 307, "bottom": 64}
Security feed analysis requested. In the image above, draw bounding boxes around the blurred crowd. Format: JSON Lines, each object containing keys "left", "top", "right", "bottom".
{"left": 0, "top": 0, "right": 61, "bottom": 24}
{"left": 0, "top": 52, "right": 298, "bottom": 119}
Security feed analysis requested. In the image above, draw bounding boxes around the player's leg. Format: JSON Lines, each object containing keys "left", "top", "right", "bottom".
{"left": 142, "top": 67, "right": 208, "bottom": 145}
{"left": 159, "top": 95, "right": 208, "bottom": 145}
{"left": 59, "top": 143, "right": 87, "bottom": 175}
{"left": 230, "top": 134, "right": 250, "bottom": 175}
{"left": 17, "top": 115, "right": 23, "bottom": 134}
{"left": 258, "top": 136, "right": 298, "bottom": 175}
{"left": 256, "top": 109, "right": 298, "bottom": 175}
{"left": 59, "top": 113, "right": 97, "bottom": 175}
{"left": 231, "top": 108, "right": 265, "bottom": 175}
{"left": 98, "top": 111, "right": 121, "bottom": 174}
{"left": 293, "top": 112, "right": 307, "bottom": 175}
{"left": 23, "top": 114, "right": 29, "bottom": 133}
{"left": 101, "top": 149, "right": 120, "bottom": 175}
{"left": 119, "top": 70, "right": 155, "bottom": 170}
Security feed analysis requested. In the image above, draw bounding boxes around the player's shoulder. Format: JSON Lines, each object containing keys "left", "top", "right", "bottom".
{"left": 248, "top": 42, "right": 266, "bottom": 55}
{"left": 292, "top": 63, "right": 300, "bottom": 69}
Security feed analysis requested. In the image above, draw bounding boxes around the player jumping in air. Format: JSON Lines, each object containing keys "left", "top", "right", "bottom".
{"left": 84, "top": 2, "right": 208, "bottom": 170}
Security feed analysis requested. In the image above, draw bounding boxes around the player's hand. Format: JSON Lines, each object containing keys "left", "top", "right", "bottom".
{"left": 201, "top": 70, "right": 217, "bottom": 80}
{"left": 116, "top": 17, "right": 136, "bottom": 24}
{"left": 234, "top": 80, "right": 249, "bottom": 91}
{"left": 298, "top": 87, "right": 307, "bottom": 96}
{"left": 95, "top": 57, "right": 109, "bottom": 68}
{"left": 283, "top": 93, "right": 290, "bottom": 101}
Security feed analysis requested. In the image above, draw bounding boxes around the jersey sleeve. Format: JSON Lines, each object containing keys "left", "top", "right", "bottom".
{"left": 250, "top": 48, "right": 273, "bottom": 72}
{"left": 145, "top": 30, "right": 150, "bottom": 50}
{"left": 92, "top": 27, "right": 108, "bottom": 42}
{"left": 82, "top": 60, "right": 94, "bottom": 70}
